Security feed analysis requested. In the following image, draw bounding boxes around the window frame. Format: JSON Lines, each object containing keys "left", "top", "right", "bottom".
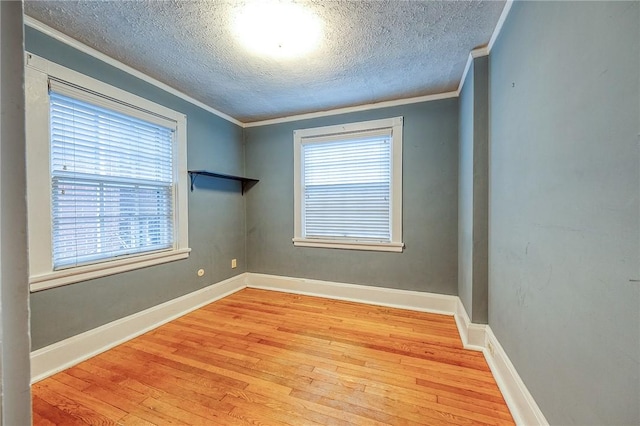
{"left": 293, "top": 116, "right": 404, "bottom": 252}
{"left": 25, "top": 53, "right": 190, "bottom": 292}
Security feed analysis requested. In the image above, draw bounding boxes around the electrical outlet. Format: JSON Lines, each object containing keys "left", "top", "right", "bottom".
{"left": 231, "top": 259, "right": 237, "bottom": 269}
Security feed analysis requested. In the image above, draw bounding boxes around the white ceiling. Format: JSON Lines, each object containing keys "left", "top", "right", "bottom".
{"left": 24, "top": 1, "right": 506, "bottom": 123}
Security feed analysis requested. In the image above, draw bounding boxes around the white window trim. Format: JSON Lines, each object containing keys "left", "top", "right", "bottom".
{"left": 25, "top": 53, "right": 190, "bottom": 292}
{"left": 293, "top": 116, "right": 404, "bottom": 252}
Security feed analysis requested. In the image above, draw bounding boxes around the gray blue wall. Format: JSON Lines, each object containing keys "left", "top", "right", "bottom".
{"left": 245, "top": 100, "right": 459, "bottom": 294}
{"left": 489, "top": 1, "right": 639, "bottom": 424}
{"left": 25, "top": 3, "right": 640, "bottom": 424}
{"left": 1, "top": 2, "right": 32, "bottom": 424}
{"left": 27, "top": 27, "right": 247, "bottom": 350}
{"left": 458, "top": 56, "right": 489, "bottom": 324}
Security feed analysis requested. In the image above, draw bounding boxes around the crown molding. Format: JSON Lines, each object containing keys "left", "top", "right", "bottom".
{"left": 25, "top": 0, "right": 513, "bottom": 128}
{"left": 457, "top": 47, "right": 489, "bottom": 95}
{"left": 23, "top": 16, "right": 243, "bottom": 127}
{"left": 488, "top": 0, "right": 514, "bottom": 53}
{"left": 243, "top": 91, "right": 458, "bottom": 128}
{"left": 456, "top": 0, "right": 513, "bottom": 95}
{"left": 249, "top": 0, "right": 514, "bottom": 127}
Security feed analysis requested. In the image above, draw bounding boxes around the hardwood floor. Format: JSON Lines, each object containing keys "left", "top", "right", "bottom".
{"left": 32, "top": 288, "right": 515, "bottom": 425}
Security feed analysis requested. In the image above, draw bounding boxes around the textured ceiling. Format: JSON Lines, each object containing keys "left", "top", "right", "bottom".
{"left": 24, "top": 1, "right": 506, "bottom": 123}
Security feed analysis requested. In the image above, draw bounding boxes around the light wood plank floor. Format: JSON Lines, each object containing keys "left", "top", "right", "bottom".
{"left": 32, "top": 288, "right": 515, "bottom": 425}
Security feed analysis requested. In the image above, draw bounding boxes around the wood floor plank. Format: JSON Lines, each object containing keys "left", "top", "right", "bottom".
{"left": 33, "top": 383, "right": 120, "bottom": 425}
{"left": 96, "top": 350, "right": 238, "bottom": 405}
{"left": 32, "top": 410, "right": 57, "bottom": 426}
{"left": 138, "top": 397, "right": 213, "bottom": 426}
{"left": 289, "top": 389, "right": 403, "bottom": 425}
{"left": 50, "top": 371, "right": 92, "bottom": 391}
{"left": 121, "top": 337, "right": 295, "bottom": 395}
{"left": 64, "top": 366, "right": 149, "bottom": 405}
{"left": 31, "top": 395, "right": 87, "bottom": 426}
{"left": 225, "top": 387, "right": 353, "bottom": 426}
{"left": 222, "top": 393, "right": 325, "bottom": 426}
{"left": 243, "top": 383, "right": 391, "bottom": 425}
{"left": 295, "top": 380, "right": 460, "bottom": 426}
{"left": 33, "top": 287, "right": 514, "bottom": 425}
{"left": 36, "top": 378, "right": 126, "bottom": 422}
{"left": 116, "top": 414, "right": 157, "bottom": 426}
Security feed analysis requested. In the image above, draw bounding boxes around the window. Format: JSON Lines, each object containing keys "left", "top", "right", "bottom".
{"left": 293, "top": 117, "right": 404, "bottom": 252}
{"left": 26, "top": 54, "right": 189, "bottom": 291}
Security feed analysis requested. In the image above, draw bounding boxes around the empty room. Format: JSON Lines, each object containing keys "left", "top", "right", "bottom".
{"left": 0, "top": 0, "right": 638, "bottom": 425}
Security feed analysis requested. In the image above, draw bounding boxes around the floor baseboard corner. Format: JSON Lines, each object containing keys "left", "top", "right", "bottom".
{"left": 29, "top": 271, "right": 548, "bottom": 426}
{"left": 484, "top": 326, "right": 549, "bottom": 426}
{"left": 30, "top": 272, "right": 248, "bottom": 383}
{"left": 454, "top": 298, "right": 486, "bottom": 351}
{"left": 246, "top": 273, "right": 458, "bottom": 315}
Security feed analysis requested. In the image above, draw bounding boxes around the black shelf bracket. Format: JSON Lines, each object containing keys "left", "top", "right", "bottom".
{"left": 188, "top": 170, "right": 258, "bottom": 195}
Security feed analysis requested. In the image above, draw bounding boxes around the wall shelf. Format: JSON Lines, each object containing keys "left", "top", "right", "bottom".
{"left": 187, "top": 170, "right": 258, "bottom": 195}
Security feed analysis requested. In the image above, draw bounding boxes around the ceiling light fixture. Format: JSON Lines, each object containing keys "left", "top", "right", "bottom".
{"left": 233, "top": 1, "right": 323, "bottom": 59}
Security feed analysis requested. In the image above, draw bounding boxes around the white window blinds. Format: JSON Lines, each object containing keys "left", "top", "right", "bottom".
{"left": 49, "top": 82, "right": 176, "bottom": 269}
{"left": 302, "top": 131, "right": 392, "bottom": 242}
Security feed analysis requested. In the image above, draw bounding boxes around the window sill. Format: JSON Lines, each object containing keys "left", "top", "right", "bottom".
{"left": 292, "top": 238, "right": 404, "bottom": 252}
{"left": 29, "top": 248, "right": 191, "bottom": 292}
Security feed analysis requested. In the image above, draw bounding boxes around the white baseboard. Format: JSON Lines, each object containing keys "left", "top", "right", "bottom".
{"left": 30, "top": 273, "right": 248, "bottom": 383}
{"left": 454, "top": 298, "right": 487, "bottom": 351}
{"left": 246, "top": 273, "right": 459, "bottom": 316}
{"left": 30, "top": 271, "right": 547, "bottom": 425}
{"left": 247, "top": 274, "right": 486, "bottom": 350}
{"left": 483, "top": 326, "right": 549, "bottom": 426}
{"left": 246, "top": 273, "right": 547, "bottom": 426}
